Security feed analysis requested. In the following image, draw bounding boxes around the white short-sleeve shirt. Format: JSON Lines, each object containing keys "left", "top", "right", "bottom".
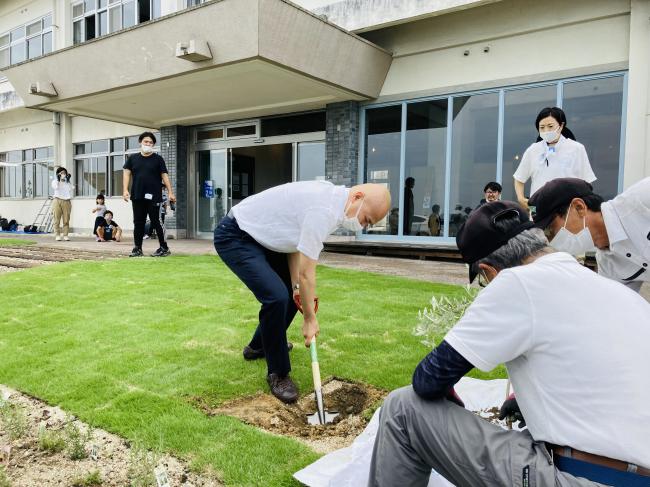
{"left": 51, "top": 179, "right": 73, "bottom": 200}
{"left": 514, "top": 136, "right": 596, "bottom": 195}
{"left": 231, "top": 181, "right": 348, "bottom": 260}
{"left": 445, "top": 252, "right": 650, "bottom": 468}
{"left": 597, "top": 177, "right": 650, "bottom": 291}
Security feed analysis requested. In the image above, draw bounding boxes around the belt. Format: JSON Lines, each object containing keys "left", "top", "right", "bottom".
{"left": 550, "top": 446, "right": 650, "bottom": 477}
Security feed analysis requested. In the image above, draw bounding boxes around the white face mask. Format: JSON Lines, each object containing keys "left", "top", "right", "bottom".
{"left": 141, "top": 144, "right": 154, "bottom": 154}
{"left": 540, "top": 128, "right": 560, "bottom": 144}
{"left": 341, "top": 198, "right": 365, "bottom": 232}
{"left": 550, "top": 208, "right": 595, "bottom": 255}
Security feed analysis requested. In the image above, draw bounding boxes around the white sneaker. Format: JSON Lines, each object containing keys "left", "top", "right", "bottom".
{"left": 55, "top": 235, "right": 61, "bottom": 241}
{"left": 63, "top": 236, "right": 70, "bottom": 241}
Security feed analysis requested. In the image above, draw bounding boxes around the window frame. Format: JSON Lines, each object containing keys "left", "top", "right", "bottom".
{"left": 0, "top": 14, "right": 54, "bottom": 68}
{"left": 358, "top": 71, "right": 629, "bottom": 244}
{"left": 0, "top": 147, "right": 54, "bottom": 199}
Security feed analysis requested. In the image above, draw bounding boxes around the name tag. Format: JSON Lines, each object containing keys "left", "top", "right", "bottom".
{"left": 145, "top": 193, "right": 153, "bottom": 200}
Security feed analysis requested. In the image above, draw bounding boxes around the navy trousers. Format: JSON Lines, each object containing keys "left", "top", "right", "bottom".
{"left": 213, "top": 216, "right": 297, "bottom": 377}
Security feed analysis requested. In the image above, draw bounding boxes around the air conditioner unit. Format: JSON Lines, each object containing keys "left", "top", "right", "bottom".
{"left": 175, "top": 40, "right": 212, "bottom": 62}
{"left": 28, "top": 82, "right": 57, "bottom": 97}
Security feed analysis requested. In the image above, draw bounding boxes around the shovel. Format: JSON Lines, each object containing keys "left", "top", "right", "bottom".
{"left": 306, "top": 337, "right": 339, "bottom": 425}
{"left": 294, "top": 295, "right": 339, "bottom": 426}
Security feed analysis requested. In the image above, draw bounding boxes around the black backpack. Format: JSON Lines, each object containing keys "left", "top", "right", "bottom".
{"left": 0, "top": 218, "right": 8, "bottom": 231}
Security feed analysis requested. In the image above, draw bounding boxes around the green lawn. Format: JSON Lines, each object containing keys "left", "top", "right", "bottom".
{"left": 0, "top": 255, "right": 505, "bottom": 486}
{"left": 0, "top": 238, "right": 36, "bottom": 246}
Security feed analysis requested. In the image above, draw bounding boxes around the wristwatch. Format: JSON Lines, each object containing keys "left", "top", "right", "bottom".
{"left": 292, "top": 283, "right": 300, "bottom": 291}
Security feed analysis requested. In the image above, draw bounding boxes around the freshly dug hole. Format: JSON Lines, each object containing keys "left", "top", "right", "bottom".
{"left": 191, "top": 379, "right": 386, "bottom": 454}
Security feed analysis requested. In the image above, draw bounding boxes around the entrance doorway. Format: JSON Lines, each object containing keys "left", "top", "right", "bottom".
{"left": 193, "top": 140, "right": 324, "bottom": 237}
{"left": 230, "top": 144, "right": 293, "bottom": 206}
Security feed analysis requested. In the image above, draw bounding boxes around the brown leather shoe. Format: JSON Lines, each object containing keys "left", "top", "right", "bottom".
{"left": 243, "top": 342, "right": 293, "bottom": 360}
{"left": 267, "top": 373, "right": 298, "bottom": 403}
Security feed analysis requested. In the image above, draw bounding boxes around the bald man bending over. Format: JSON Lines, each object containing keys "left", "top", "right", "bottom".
{"left": 214, "top": 181, "right": 391, "bottom": 403}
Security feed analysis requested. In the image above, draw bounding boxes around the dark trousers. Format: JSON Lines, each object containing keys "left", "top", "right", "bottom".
{"left": 93, "top": 216, "right": 105, "bottom": 236}
{"left": 213, "top": 216, "right": 297, "bottom": 377}
{"left": 132, "top": 199, "right": 166, "bottom": 249}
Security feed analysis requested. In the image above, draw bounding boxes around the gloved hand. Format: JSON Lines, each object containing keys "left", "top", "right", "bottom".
{"left": 499, "top": 393, "right": 526, "bottom": 427}
{"left": 446, "top": 387, "right": 465, "bottom": 408}
{"left": 293, "top": 294, "right": 319, "bottom": 315}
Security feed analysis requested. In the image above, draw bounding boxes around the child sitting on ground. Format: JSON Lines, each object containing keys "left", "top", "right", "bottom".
{"left": 92, "top": 194, "right": 107, "bottom": 240}
{"left": 96, "top": 211, "right": 122, "bottom": 242}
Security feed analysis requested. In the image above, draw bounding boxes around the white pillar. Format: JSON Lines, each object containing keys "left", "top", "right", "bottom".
{"left": 623, "top": 0, "right": 650, "bottom": 188}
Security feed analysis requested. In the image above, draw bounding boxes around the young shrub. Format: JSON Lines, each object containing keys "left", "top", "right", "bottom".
{"left": 0, "top": 466, "right": 11, "bottom": 487}
{"left": 64, "top": 419, "right": 93, "bottom": 460}
{"left": 0, "top": 400, "right": 28, "bottom": 441}
{"left": 37, "top": 425, "right": 66, "bottom": 453}
{"left": 71, "top": 470, "right": 102, "bottom": 486}
{"left": 413, "top": 286, "right": 478, "bottom": 347}
{"left": 127, "top": 443, "right": 160, "bottom": 487}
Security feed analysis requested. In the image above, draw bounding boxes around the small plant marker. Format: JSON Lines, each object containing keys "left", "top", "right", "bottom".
{"left": 154, "top": 465, "right": 171, "bottom": 487}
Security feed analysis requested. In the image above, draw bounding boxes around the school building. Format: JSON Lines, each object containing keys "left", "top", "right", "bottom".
{"left": 0, "top": 0, "right": 648, "bottom": 243}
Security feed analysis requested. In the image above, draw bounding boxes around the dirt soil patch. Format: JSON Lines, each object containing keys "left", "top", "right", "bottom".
{"left": 191, "top": 379, "right": 387, "bottom": 454}
{"left": 0, "top": 385, "right": 221, "bottom": 487}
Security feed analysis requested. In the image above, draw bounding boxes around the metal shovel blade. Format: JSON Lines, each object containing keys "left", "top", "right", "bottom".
{"left": 307, "top": 388, "right": 340, "bottom": 425}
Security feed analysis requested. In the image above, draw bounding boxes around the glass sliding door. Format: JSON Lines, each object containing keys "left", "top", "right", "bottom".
{"left": 404, "top": 99, "right": 448, "bottom": 237}
{"left": 449, "top": 93, "right": 499, "bottom": 237}
{"left": 196, "top": 149, "right": 228, "bottom": 235}
{"left": 562, "top": 77, "right": 625, "bottom": 201}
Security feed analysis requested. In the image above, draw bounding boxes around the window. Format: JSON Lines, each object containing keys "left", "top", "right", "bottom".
{"left": 72, "top": 0, "right": 160, "bottom": 44}
{"left": 0, "top": 147, "right": 54, "bottom": 199}
{"left": 195, "top": 123, "right": 258, "bottom": 143}
{"left": 0, "top": 14, "right": 54, "bottom": 68}
{"left": 449, "top": 93, "right": 499, "bottom": 237}
{"left": 361, "top": 72, "right": 627, "bottom": 240}
{"left": 297, "top": 142, "right": 325, "bottom": 182}
{"left": 261, "top": 112, "right": 326, "bottom": 137}
{"left": 404, "top": 99, "right": 448, "bottom": 237}
{"left": 74, "top": 134, "right": 160, "bottom": 196}
{"left": 364, "top": 106, "right": 402, "bottom": 236}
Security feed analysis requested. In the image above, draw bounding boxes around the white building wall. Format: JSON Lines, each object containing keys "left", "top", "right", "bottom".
{"left": 0, "top": 0, "right": 53, "bottom": 35}
{"left": 363, "top": 0, "right": 629, "bottom": 98}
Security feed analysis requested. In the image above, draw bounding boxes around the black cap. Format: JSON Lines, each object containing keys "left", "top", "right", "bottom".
{"left": 528, "top": 178, "right": 594, "bottom": 230}
{"left": 456, "top": 201, "right": 535, "bottom": 282}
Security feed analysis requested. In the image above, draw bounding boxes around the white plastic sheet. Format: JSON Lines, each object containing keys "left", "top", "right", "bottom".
{"left": 294, "top": 378, "right": 510, "bottom": 487}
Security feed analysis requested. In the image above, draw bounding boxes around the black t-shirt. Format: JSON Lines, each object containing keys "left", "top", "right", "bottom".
{"left": 103, "top": 220, "right": 119, "bottom": 233}
{"left": 123, "top": 153, "right": 168, "bottom": 202}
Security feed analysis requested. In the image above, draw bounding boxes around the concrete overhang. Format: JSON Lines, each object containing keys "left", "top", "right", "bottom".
{"left": 1, "top": 0, "right": 392, "bottom": 127}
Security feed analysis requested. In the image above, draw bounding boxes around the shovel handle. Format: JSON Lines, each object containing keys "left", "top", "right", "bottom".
{"left": 310, "top": 338, "right": 322, "bottom": 391}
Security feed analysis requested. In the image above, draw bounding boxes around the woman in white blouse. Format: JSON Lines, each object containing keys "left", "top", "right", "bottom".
{"left": 514, "top": 107, "right": 596, "bottom": 211}
{"left": 51, "top": 166, "right": 73, "bottom": 241}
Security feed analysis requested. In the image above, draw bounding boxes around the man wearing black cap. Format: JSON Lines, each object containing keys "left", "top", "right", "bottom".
{"left": 368, "top": 201, "right": 650, "bottom": 487}
{"left": 529, "top": 177, "right": 650, "bottom": 292}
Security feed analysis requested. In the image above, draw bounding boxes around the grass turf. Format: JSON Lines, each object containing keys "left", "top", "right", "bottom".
{"left": 0, "top": 255, "right": 505, "bottom": 486}
{"left": 0, "top": 238, "right": 37, "bottom": 247}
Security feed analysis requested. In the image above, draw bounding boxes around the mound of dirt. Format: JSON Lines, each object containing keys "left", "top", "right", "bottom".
{"left": 191, "top": 379, "right": 386, "bottom": 454}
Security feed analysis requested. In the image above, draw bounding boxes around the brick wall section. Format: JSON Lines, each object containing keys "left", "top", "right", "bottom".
{"left": 160, "top": 125, "right": 189, "bottom": 238}
{"left": 325, "top": 101, "right": 360, "bottom": 186}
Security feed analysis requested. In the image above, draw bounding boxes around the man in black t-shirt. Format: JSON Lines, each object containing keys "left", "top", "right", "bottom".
{"left": 123, "top": 131, "right": 176, "bottom": 257}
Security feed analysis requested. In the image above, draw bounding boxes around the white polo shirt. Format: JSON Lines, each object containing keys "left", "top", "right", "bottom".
{"left": 597, "top": 177, "right": 650, "bottom": 292}
{"left": 445, "top": 252, "right": 650, "bottom": 468}
{"left": 231, "top": 181, "right": 348, "bottom": 260}
{"left": 514, "top": 136, "right": 596, "bottom": 195}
